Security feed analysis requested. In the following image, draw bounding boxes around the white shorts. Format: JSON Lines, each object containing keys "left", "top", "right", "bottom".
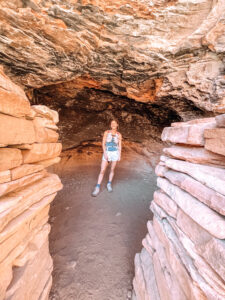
{"left": 102, "top": 151, "right": 120, "bottom": 162}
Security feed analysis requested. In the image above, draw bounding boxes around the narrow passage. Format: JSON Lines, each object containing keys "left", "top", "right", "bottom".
{"left": 48, "top": 146, "right": 157, "bottom": 300}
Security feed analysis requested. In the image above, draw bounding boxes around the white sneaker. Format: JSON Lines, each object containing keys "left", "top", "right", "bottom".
{"left": 107, "top": 182, "right": 113, "bottom": 192}
{"left": 92, "top": 186, "right": 100, "bottom": 197}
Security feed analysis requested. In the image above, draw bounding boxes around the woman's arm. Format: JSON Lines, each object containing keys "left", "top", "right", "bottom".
{"left": 118, "top": 133, "right": 122, "bottom": 161}
{"left": 102, "top": 131, "right": 108, "bottom": 160}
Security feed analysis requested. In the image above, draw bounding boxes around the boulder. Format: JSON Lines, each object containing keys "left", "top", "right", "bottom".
{"left": 0, "top": 148, "right": 22, "bottom": 172}
{"left": 157, "top": 177, "right": 225, "bottom": 239}
{"left": 22, "top": 143, "right": 62, "bottom": 164}
{"left": 0, "top": 113, "right": 35, "bottom": 145}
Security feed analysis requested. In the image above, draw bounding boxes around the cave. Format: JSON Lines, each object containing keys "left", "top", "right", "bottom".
{"left": 0, "top": 0, "right": 225, "bottom": 300}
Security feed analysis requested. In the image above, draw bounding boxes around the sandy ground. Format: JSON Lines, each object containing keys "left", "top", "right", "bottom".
{"left": 48, "top": 146, "right": 158, "bottom": 300}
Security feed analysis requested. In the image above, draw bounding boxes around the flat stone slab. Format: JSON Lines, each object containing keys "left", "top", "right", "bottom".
{"left": 22, "top": 143, "right": 62, "bottom": 164}
{"left": 164, "top": 158, "right": 225, "bottom": 196}
{"left": 0, "top": 68, "right": 31, "bottom": 118}
{"left": 0, "top": 113, "right": 35, "bottom": 145}
{"left": 161, "top": 121, "right": 216, "bottom": 146}
{"left": 157, "top": 177, "right": 225, "bottom": 239}
{"left": 161, "top": 168, "right": 225, "bottom": 216}
{"left": 11, "top": 164, "right": 44, "bottom": 181}
{"left": 163, "top": 145, "right": 225, "bottom": 166}
{"left": 0, "top": 148, "right": 22, "bottom": 172}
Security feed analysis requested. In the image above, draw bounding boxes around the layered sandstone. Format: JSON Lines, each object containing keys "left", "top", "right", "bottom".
{"left": 133, "top": 115, "right": 225, "bottom": 300}
{"left": 0, "top": 0, "right": 224, "bottom": 113}
{"left": 0, "top": 69, "right": 62, "bottom": 300}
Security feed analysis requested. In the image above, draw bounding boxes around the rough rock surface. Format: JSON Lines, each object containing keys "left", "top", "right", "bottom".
{"left": 133, "top": 115, "right": 225, "bottom": 300}
{"left": 0, "top": 69, "right": 62, "bottom": 300}
{"left": 0, "top": 0, "right": 224, "bottom": 113}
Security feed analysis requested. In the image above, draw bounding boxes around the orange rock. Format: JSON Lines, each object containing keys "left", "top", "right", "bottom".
{"left": 0, "top": 113, "right": 35, "bottom": 145}
{"left": 34, "top": 156, "right": 61, "bottom": 168}
{"left": 0, "top": 170, "right": 46, "bottom": 197}
{"left": 0, "top": 68, "right": 31, "bottom": 118}
{"left": 162, "top": 121, "right": 216, "bottom": 146}
{"left": 32, "top": 105, "right": 59, "bottom": 123}
{"left": 205, "top": 138, "right": 225, "bottom": 156}
{"left": 11, "top": 164, "right": 44, "bottom": 181}
{"left": 22, "top": 143, "right": 62, "bottom": 163}
{"left": 0, "top": 174, "right": 62, "bottom": 232}
{"left": 163, "top": 145, "right": 225, "bottom": 166}
{"left": 0, "top": 170, "right": 11, "bottom": 184}
{"left": 0, "top": 148, "right": 22, "bottom": 172}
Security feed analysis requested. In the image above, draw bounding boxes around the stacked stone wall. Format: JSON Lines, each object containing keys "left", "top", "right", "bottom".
{"left": 0, "top": 68, "right": 62, "bottom": 300}
{"left": 133, "top": 116, "right": 225, "bottom": 300}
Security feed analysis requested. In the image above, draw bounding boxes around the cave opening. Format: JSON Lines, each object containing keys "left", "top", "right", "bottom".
{"left": 26, "top": 81, "right": 210, "bottom": 299}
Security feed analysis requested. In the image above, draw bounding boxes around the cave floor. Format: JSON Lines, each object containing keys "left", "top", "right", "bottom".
{"left": 48, "top": 147, "right": 157, "bottom": 300}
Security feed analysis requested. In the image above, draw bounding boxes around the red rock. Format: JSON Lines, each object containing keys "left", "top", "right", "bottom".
{"left": 155, "top": 164, "right": 168, "bottom": 177}
{"left": 147, "top": 221, "right": 187, "bottom": 300}
{"left": 153, "top": 190, "right": 178, "bottom": 218}
{"left": 32, "top": 105, "right": 59, "bottom": 123}
{"left": 13, "top": 224, "right": 50, "bottom": 267}
{"left": 162, "top": 169, "right": 225, "bottom": 215}
{"left": 38, "top": 275, "right": 52, "bottom": 300}
{"left": 0, "top": 148, "right": 22, "bottom": 172}
{"left": 157, "top": 177, "right": 225, "bottom": 239}
{"left": 171, "top": 118, "right": 215, "bottom": 127}
{"left": 11, "top": 164, "right": 44, "bottom": 181}
{"left": 150, "top": 201, "right": 168, "bottom": 220}
{"left": 33, "top": 116, "right": 58, "bottom": 131}
{"left": 167, "top": 217, "right": 225, "bottom": 297}
{"left": 0, "top": 264, "right": 12, "bottom": 300}
{"left": 204, "top": 128, "right": 225, "bottom": 139}
{"left": 164, "top": 158, "right": 225, "bottom": 196}
{"left": 34, "top": 157, "right": 61, "bottom": 168}
{"left": 163, "top": 145, "right": 225, "bottom": 166}
{"left": 153, "top": 217, "right": 206, "bottom": 300}
{"left": 161, "top": 121, "right": 216, "bottom": 146}
{"left": 205, "top": 137, "right": 225, "bottom": 156}
{"left": 177, "top": 210, "right": 225, "bottom": 281}
{"left": 0, "top": 174, "right": 62, "bottom": 231}
{"left": 0, "top": 68, "right": 31, "bottom": 118}
{"left": 0, "top": 170, "right": 11, "bottom": 184}
{"left": 0, "top": 113, "right": 35, "bottom": 145}
{"left": 0, "top": 170, "right": 46, "bottom": 197}
{"left": 0, "top": 203, "right": 50, "bottom": 265}
{"left": 215, "top": 114, "right": 225, "bottom": 127}
{"left": 33, "top": 117, "right": 59, "bottom": 143}
{"left": 22, "top": 143, "right": 62, "bottom": 164}
{"left": 5, "top": 241, "right": 53, "bottom": 300}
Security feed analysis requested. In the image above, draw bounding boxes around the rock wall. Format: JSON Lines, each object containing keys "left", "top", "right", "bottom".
{"left": 0, "top": 68, "right": 62, "bottom": 300}
{"left": 133, "top": 115, "right": 225, "bottom": 299}
{"left": 0, "top": 1, "right": 224, "bottom": 112}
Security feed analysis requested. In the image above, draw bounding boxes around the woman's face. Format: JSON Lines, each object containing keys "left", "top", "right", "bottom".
{"left": 111, "top": 120, "right": 118, "bottom": 130}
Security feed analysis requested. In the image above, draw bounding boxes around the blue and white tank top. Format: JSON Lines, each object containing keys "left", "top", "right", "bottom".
{"left": 105, "top": 131, "right": 119, "bottom": 152}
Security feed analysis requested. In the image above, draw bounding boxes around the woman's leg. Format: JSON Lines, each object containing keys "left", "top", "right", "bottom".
{"left": 97, "top": 160, "right": 108, "bottom": 185}
{"left": 108, "top": 161, "right": 117, "bottom": 183}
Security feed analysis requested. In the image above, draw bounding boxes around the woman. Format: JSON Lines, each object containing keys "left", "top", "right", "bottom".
{"left": 92, "top": 120, "right": 122, "bottom": 197}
